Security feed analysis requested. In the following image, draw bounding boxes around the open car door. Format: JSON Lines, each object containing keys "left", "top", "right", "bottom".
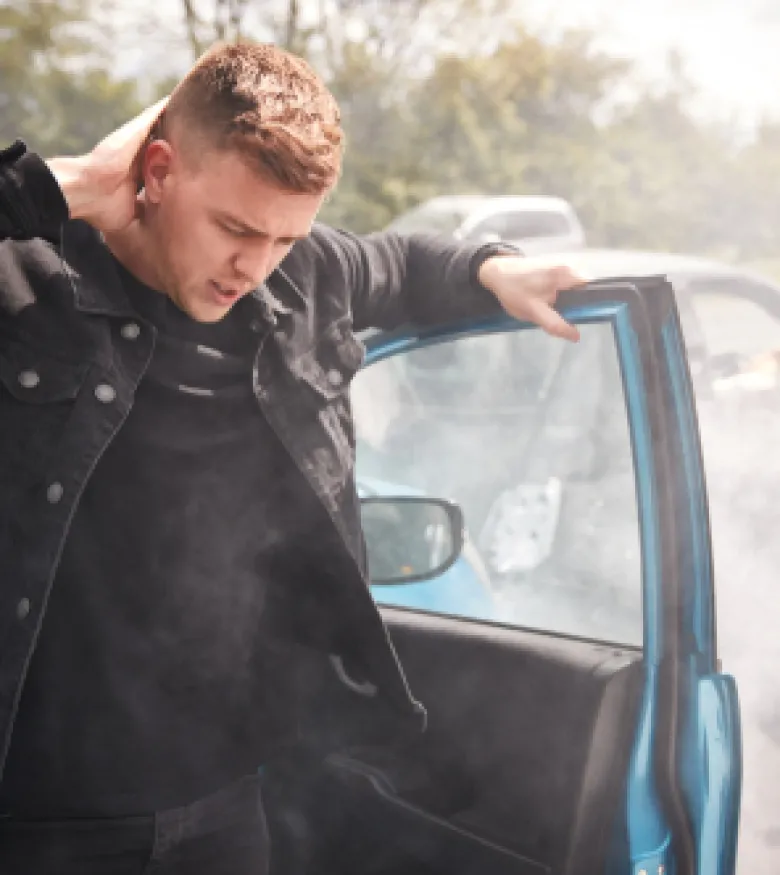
{"left": 265, "top": 279, "right": 741, "bottom": 875}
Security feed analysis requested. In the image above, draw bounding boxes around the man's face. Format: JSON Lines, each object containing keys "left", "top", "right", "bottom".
{"left": 143, "top": 141, "right": 326, "bottom": 322}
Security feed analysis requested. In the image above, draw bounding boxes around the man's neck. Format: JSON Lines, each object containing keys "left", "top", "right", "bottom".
{"left": 104, "top": 221, "right": 167, "bottom": 297}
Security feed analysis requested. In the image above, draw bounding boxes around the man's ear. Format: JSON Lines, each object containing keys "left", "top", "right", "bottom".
{"left": 142, "top": 139, "right": 174, "bottom": 204}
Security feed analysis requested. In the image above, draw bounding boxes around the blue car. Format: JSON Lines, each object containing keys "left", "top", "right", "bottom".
{"left": 339, "top": 276, "right": 740, "bottom": 875}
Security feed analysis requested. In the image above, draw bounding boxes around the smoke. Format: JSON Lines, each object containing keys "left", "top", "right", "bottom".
{"left": 698, "top": 399, "right": 780, "bottom": 871}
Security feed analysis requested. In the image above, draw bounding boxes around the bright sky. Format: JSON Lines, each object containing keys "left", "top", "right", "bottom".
{"left": 521, "top": 0, "right": 780, "bottom": 129}
{"left": 117, "top": 0, "right": 780, "bottom": 130}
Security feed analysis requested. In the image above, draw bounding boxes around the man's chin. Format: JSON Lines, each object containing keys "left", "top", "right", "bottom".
{"left": 169, "top": 291, "right": 231, "bottom": 324}
{"left": 189, "top": 305, "right": 231, "bottom": 324}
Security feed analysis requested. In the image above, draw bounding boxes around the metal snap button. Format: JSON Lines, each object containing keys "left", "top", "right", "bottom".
{"left": 326, "top": 369, "right": 343, "bottom": 387}
{"left": 94, "top": 383, "right": 116, "bottom": 404}
{"left": 46, "top": 482, "right": 64, "bottom": 504}
{"left": 120, "top": 322, "right": 141, "bottom": 340}
{"left": 16, "top": 598, "right": 30, "bottom": 620}
{"left": 18, "top": 370, "right": 40, "bottom": 389}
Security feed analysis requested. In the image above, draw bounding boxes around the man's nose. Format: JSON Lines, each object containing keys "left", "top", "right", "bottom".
{"left": 233, "top": 239, "right": 274, "bottom": 287}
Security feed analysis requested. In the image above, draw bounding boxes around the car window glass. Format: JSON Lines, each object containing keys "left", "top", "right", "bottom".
{"left": 352, "top": 322, "right": 643, "bottom": 646}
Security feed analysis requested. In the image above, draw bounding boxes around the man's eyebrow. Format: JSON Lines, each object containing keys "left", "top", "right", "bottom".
{"left": 215, "top": 211, "right": 307, "bottom": 241}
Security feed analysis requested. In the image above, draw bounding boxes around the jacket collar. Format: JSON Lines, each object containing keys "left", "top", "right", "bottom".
{"left": 253, "top": 266, "right": 307, "bottom": 328}
{"left": 61, "top": 220, "right": 137, "bottom": 318}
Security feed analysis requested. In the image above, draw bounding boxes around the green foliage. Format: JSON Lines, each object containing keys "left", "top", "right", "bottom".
{"left": 319, "top": 25, "right": 780, "bottom": 263}
{"left": 0, "top": 0, "right": 141, "bottom": 155}
{"left": 4, "top": 0, "right": 780, "bottom": 263}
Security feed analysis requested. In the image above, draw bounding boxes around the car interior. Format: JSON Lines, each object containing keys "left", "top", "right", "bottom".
{"left": 262, "top": 614, "right": 644, "bottom": 875}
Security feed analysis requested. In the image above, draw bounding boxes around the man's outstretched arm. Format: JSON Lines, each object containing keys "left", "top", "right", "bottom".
{"left": 304, "top": 224, "right": 585, "bottom": 342}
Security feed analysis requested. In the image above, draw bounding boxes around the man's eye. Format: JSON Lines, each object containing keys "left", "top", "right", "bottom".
{"left": 221, "top": 223, "right": 246, "bottom": 237}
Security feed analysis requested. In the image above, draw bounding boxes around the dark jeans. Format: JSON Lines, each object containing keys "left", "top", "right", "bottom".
{"left": 0, "top": 773, "right": 268, "bottom": 874}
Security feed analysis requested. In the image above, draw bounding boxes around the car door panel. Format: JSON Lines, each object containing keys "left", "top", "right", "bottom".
{"left": 267, "top": 611, "right": 642, "bottom": 875}
{"left": 323, "top": 752, "right": 550, "bottom": 875}
{"left": 379, "top": 608, "right": 644, "bottom": 873}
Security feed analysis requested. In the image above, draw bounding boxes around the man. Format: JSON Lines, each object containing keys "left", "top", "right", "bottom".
{"left": 0, "top": 42, "right": 583, "bottom": 874}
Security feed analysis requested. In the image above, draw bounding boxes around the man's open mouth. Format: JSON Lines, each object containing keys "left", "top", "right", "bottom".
{"left": 210, "top": 280, "right": 241, "bottom": 302}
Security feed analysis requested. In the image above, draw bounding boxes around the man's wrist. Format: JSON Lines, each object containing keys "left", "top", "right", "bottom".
{"left": 476, "top": 252, "right": 522, "bottom": 294}
{"left": 0, "top": 143, "right": 71, "bottom": 239}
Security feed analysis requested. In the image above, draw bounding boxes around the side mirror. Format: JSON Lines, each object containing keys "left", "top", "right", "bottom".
{"left": 360, "top": 496, "right": 464, "bottom": 585}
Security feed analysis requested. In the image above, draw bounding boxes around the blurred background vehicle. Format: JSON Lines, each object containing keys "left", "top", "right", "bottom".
{"left": 528, "top": 248, "right": 780, "bottom": 398}
{"left": 386, "top": 195, "right": 586, "bottom": 254}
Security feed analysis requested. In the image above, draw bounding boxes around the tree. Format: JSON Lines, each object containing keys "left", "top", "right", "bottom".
{"left": 0, "top": 0, "right": 142, "bottom": 156}
{"left": 725, "top": 120, "right": 780, "bottom": 260}
{"left": 9, "top": 0, "right": 780, "bottom": 261}
{"left": 180, "top": 0, "right": 252, "bottom": 58}
{"left": 321, "top": 26, "right": 633, "bottom": 232}
{"left": 573, "top": 53, "right": 736, "bottom": 253}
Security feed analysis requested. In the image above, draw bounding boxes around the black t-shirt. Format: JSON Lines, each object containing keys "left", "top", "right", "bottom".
{"left": 0, "top": 260, "right": 308, "bottom": 817}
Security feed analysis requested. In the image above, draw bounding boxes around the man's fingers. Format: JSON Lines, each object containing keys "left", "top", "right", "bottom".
{"left": 124, "top": 99, "right": 169, "bottom": 191}
{"left": 523, "top": 266, "right": 586, "bottom": 341}
{"left": 553, "top": 265, "right": 589, "bottom": 289}
{"left": 526, "top": 299, "right": 580, "bottom": 342}
{"left": 97, "top": 97, "right": 170, "bottom": 158}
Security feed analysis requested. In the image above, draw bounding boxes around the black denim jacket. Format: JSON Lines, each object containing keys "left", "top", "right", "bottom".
{"left": 0, "top": 141, "right": 508, "bottom": 775}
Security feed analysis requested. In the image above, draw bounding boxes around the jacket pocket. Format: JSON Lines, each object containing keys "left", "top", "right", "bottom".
{"left": 0, "top": 345, "right": 87, "bottom": 403}
{"left": 0, "top": 341, "right": 90, "bottom": 490}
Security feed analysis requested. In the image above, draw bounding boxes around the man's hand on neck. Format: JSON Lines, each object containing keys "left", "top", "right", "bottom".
{"left": 46, "top": 99, "right": 170, "bottom": 294}
{"left": 47, "top": 98, "right": 168, "bottom": 235}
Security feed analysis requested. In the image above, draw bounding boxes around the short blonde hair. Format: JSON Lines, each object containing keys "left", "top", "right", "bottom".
{"left": 163, "top": 42, "right": 343, "bottom": 193}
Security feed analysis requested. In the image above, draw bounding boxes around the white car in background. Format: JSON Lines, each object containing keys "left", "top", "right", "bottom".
{"left": 386, "top": 194, "right": 586, "bottom": 254}
{"left": 529, "top": 247, "right": 780, "bottom": 396}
